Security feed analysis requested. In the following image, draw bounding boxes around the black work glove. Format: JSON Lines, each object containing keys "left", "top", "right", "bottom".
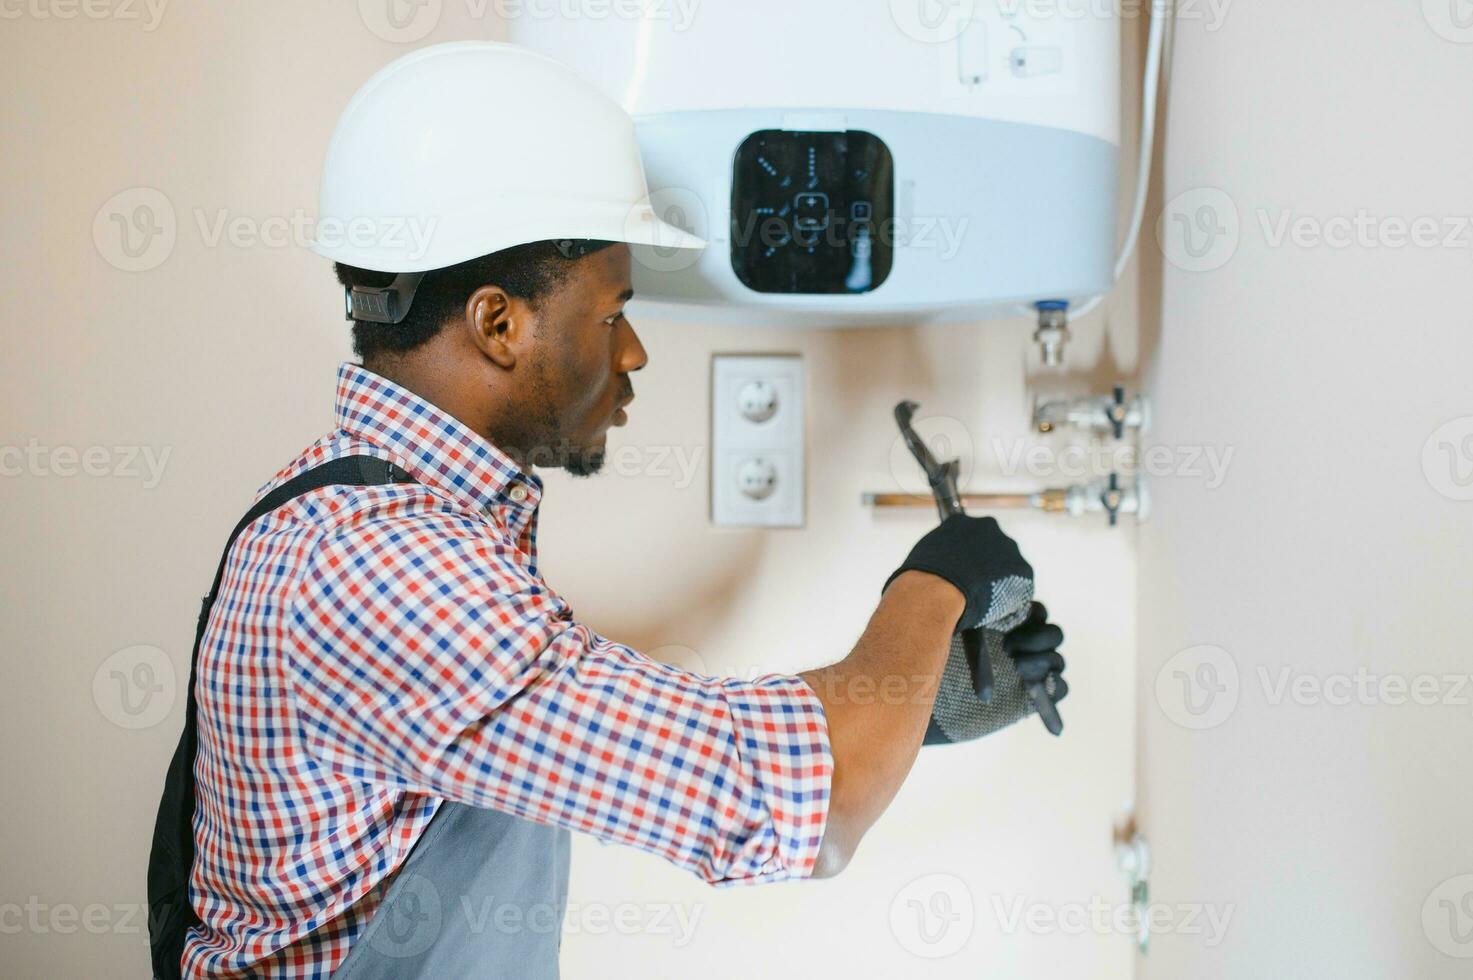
{"left": 925, "top": 601, "right": 1070, "bottom": 744}
{"left": 884, "top": 514, "right": 1034, "bottom": 631}
{"left": 1004, "top": 601, "right": 1069, "bottom": 728}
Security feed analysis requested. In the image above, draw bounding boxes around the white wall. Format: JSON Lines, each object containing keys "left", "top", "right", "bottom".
{"left": 0, "top": 4, "right": 1144, "bottom": 977}
{"left": 1138, "top": 3, "right": 1473, "bottom": 978}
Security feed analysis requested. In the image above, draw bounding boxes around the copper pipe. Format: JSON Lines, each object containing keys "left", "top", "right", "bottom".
{"left": 864, "top": 489, "right": 1071, "bottom": 513}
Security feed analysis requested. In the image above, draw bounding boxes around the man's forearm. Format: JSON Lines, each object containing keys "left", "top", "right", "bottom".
{"left": 798, "top": 570, "right": 964, "bottom": 877}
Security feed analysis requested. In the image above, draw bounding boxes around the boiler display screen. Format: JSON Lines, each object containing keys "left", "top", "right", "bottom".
{"left": 730, "top": 129, "right": 895, "bottom": 295}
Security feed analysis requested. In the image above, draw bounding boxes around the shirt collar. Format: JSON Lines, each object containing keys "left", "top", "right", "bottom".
{"left": 333, "top": 362, "right": 541, "bottom": 514}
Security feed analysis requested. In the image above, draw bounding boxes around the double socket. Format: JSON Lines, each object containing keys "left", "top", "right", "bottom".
{"left": 711, "top": 354, "right": 805, "bottom": 528}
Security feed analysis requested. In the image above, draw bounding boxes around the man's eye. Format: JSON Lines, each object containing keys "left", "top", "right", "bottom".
{"left": 605, "top": 311, "right": 626, "bottom": 326}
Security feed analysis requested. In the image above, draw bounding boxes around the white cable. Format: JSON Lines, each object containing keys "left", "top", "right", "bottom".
{"left": 1061, "top": 0, "right": 1173, "bottom": 321}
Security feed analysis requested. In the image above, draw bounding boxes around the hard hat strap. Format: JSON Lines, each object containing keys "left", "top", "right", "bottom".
{"left": 343, "top": 271, "right": 428, "bottom": 325}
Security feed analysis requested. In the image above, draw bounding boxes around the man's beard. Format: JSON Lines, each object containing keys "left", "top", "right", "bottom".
{"left": 500, "top": 358, "right": 606, "bottom": 476}
{"left": 504, "top": 433, "right": 604, "bottom": 477}
{"left": 562, "top": 448, "right": 605, "bottom": 477}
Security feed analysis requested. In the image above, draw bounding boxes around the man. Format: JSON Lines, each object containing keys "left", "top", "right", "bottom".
{"left": 149, "top": 42, "right": 1065, "bottom": 979}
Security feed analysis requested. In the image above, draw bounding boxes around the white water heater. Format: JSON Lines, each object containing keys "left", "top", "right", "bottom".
{"left": 509, "top": 1, "right": 1119, "bottom": 325}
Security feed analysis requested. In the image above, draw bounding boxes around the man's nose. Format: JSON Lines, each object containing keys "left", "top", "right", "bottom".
{"left": 615, "top": 318, "right": 648, "bottom": 374}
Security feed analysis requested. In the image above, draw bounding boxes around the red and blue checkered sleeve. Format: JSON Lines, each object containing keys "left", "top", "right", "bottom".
{"left": 285, "top": 510, "right": 833, "bottom": 884}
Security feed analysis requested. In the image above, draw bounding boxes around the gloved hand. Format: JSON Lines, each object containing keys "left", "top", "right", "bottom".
{"left": 884, "top": 514, "right": 1034, "bottom": 631}
{"left": 1004, "top": 601, "right": 1069, "bottom": 730}
{"left": 924, "top": 601, "right": 1069, "bottom": 744}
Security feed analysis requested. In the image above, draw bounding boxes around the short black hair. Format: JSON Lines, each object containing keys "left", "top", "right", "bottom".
{"left": 336, "top": 239, "right": 615, "bottom": 363}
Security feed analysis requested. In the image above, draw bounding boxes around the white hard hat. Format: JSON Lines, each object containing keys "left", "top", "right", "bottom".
{"left": 311, "top": 40, "right": 705, "bottom": 275}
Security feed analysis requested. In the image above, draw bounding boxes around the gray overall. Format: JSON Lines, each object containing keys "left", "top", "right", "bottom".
{"left": 331, "top": 802, "right": 571, "bottom": 979}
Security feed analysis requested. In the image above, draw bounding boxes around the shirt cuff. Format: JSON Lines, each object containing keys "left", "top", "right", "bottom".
{"left": 717, "top": 672, "right": 833, "bottom": 884}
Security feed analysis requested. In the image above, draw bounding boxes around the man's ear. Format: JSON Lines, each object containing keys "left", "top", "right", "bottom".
{"left": 463, "top": 284, "right": 532, "bottom": 369}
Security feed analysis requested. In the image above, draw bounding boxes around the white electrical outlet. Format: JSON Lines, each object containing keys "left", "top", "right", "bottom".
{"left": 736, "top": 379, "right": 779, "bottom": 423}
{"left": 711, "top": 355, "right": 804, "bottom": 527}
{"left": 736, "top": 457, "right": 779, "bottom": 500}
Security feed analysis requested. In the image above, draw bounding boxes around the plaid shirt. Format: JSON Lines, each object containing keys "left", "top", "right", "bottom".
{"left": 184, "top": 363, "right": 833, "bottom": 978}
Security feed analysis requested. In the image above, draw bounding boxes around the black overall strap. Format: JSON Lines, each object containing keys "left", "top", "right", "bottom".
{"left": 147, "top": 455, "right": 415, "bottom": 980}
